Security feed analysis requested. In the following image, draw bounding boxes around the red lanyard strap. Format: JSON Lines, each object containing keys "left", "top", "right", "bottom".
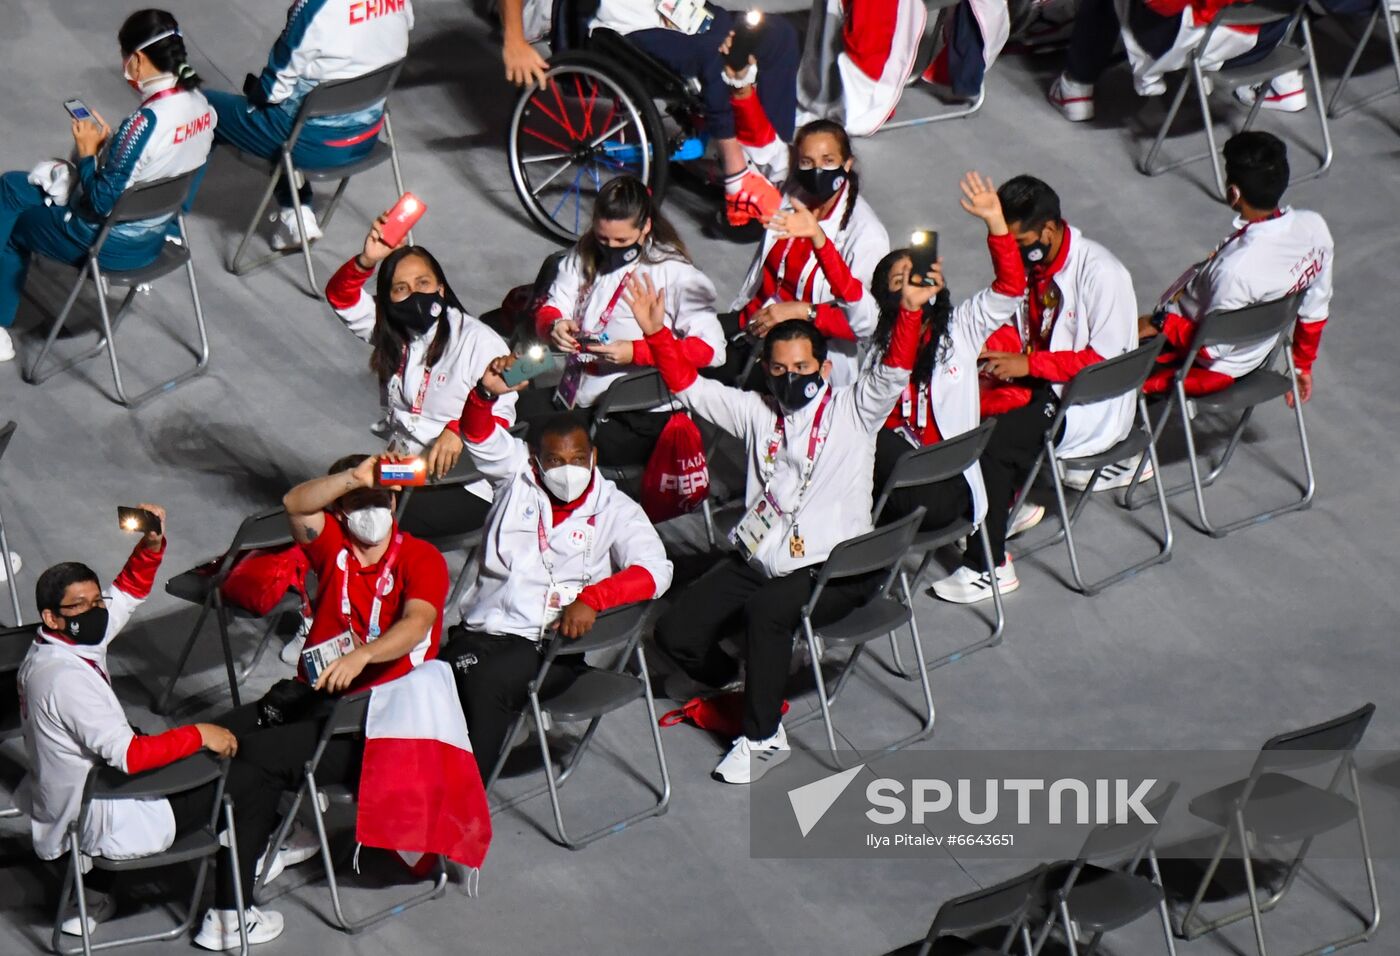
{"left": 397, "top": 347, "right": 433, "bottom": 415}
{"left": 760, "top": 388, "right": 833, "bottom": 509}
{"left": 339, "top": 532, "right": 403, "bottom": 641}
{"left": 576, "top": 270, "right": 634, "bottom": 336}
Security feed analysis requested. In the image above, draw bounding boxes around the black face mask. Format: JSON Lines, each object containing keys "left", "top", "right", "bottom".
{"left": 597, "top": 242, "right": 642, "bottom": 275}
{"left": 794, "top": 166, "right": 847, "bottom": 204}
{"left": 385, "top": 291, "right": 445, "bottom": 336}
{"left": 58, "top": 606, "right": 109, "bottom": 646}
{"left": 767, "top": 369, "right": 825, "bottom": 412}
{"left": 1020, "top": 239, "right": 1053, "bottom": 272}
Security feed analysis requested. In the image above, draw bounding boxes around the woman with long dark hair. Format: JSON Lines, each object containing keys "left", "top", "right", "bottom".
{"left": 528, "top": 175, "right": 723, "bottom": 465}
{"left": 0, "top": 9, "right": 215, "bottom": 362}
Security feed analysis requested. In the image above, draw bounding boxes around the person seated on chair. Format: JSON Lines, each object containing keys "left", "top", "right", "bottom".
{"left": 1047, "top": 0, "right": 1302, "bottom": 122}
{"left": 1138, "top": 131, "right": 1332, "bottom": 405}
{"left": 326, "top": 212, "right": 518, "bottom": 499}
{"left": 441, "top": 380, "right": 673, "bottom": 777}
{"left": 275, "top": 454, "right": 449, "bottom": 696}
{"left": 716, "top": 120, "right": 889, "bottom": 390}
{"left": 932, "top": 174, "right": 1137, "bottom": 605}
{"left": 0, "top": 9, "right": 215, "bottom": 363}
{"left": 869, "top": 172, "right": 1027, "bottom": 534}
{"left": 527, "top": 176, "right": 723, "bottom": 468}
{"left": 17, "top": 506, "right": 294, "bottom": 948}
{"left": 206, "top": 0, "right": 413, "bottom": 251}
{"left": 633, "top": 273, "right": 920, "bottom": 784}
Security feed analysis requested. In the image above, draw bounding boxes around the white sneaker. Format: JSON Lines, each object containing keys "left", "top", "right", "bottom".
{"left": 193, "top": 907, "right": 285, "bottom": 951}
{"left": 0, "top": 551, "right": 20, "bottom": 582}
{"left": 0, "top": 327, "right": 14, "bottom": 362}
{"left": 1007, "top": 503, "right": 1045, "bottom": 539}
{"left": 713, "top": 724, "right": 790, "bottom": 785}
{"left": 60, "top": 893, "right": 116, "bottom": 936}
{"left": 931, "top": 559, "right": 1019, "bottom": 605}
{"left": 255, "top": 820, "right": 320, "bottom": 886}
{"left": 268, "top": 205, "right": 322, "bottom": 251}
{"left": 1048, "top": 73, "right": 1095, "bottom": 121}
{"left": 1062, "top": 454, "right": 1154, "bottom": 491}
{"left": 1234, "top": 70, "right": 1307, "bottom": 113}
{"left": 279, "top": 615, "right": 313, "bottom": 666}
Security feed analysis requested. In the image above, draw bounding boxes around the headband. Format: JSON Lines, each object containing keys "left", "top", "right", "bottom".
{"left": 132, "top": 28, "right": 181, "bottom": 54}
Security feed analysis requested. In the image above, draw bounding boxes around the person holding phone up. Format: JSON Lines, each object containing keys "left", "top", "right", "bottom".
{"left": 437, "top": 364, "right": 673, "bottom": 775}
{"left": 17, "top": 505, "right": 300, "bottom": 948}
{"left": 0, "top": 10, "right": 215, "bottom": 362}
{"left": 526, "top": 176, "right": 724, "bottom": 467}
{"left": 325, "top": 212, "right": 518, "bottom": 495}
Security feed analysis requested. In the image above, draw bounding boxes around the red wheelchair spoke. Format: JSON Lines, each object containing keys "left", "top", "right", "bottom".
{"left": 549, "top": 79, "right": 580, "bottom": 141}
{"left": 523, "top": 123, "right": 573, "bottom": 153}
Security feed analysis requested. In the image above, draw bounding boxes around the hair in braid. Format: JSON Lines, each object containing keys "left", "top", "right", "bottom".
{"left": 792, "top": 119, "right": 860, "bottom": 230}
{"left": 118, "top": 10, "right": 203, "bottom": 91}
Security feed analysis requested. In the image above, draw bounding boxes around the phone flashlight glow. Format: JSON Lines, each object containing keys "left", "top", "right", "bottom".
{"left": 911, "top": 230, "right": 930, "bottom": 246}
{"left": 744, "top": 9, "right": 763, "bottom": 25}
{"left": 527, "top": 344, "right": 545, "bottom": 360}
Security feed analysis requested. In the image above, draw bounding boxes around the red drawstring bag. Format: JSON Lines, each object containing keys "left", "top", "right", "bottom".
{"left": 640, "top": 412, "right": 709, "bottom": 522}
{"left": 207, "top": 545, "right": 312, "bottom": 617}
{"left": 659, "top": 691, "right": 790, "bottom": 740}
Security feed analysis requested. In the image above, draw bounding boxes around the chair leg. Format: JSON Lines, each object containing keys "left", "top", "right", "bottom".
{"left": 1060, "top": 899, "right": 1082, "bottom": 956}
{"left": 24, "top": 259, "right": 99, "bottom": 386}
{"left": 214, "top": 593, "right": 243, "bottom": 709}
{"left": 239, "top": 612, "right": 284, "bottom": 683}
{"left": 1148, "top": 851, "right": 1180, "bottom": 956}
{"left": 224, "top": 798, "right": 250, "bottom": 956}
{"left": 702, "top": 497, "right": 717, "bottom": 550}
{"left": 318, "top": 178, "right": 352, "bottom": 237}
{"left": 154, "top": 598, "right": 216, "bottom": 715}
{"left": 880, "top": 86, "right": 986, "bottom": 132}
{"left": 1293, "top": 20, "right": 1334, "bottom": 182}
{"left": 228, "top": 165, "right": 281, "bottom": 276}
{"left": 1139, "top": 70, "right": 1194, "bottom": 176}
{"left": 1237, "top": 813, "right": 1272, "bottom": 956}
{"left": 1196, "top": 59, "right": 1231, "bottom": 200}
{"left": 285, "top": 154, "right": 320, "bottom": 300}
{"left": 0, "top": 501, "right": 23, "bottom": 625}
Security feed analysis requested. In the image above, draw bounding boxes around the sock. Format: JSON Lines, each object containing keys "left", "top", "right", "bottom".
{"left": 724, "top": 167, "right": 749, "bottom": 196}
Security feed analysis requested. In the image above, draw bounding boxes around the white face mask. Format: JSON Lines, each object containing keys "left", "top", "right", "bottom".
{"left": 538, "top": 459, "right": 593, "bottom": 503}
{"left": 344, "top": 505, "right": 393, "bottom": 546}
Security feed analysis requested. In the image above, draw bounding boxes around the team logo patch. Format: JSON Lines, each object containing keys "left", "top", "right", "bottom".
{"left": 430, "top": 301, "right": 443, "bottom": 317}
{"left": 832, "top": 175, "right": 846, "bottom": 191}
{"left": 803, "top": 381, "right": 819, "bottom": 399}
{"left": 436, "top": 371, "right": 448, "bottom": 385}
{"left": 378, "top": 572, "right": 396, "bottom": 595}
{"left": 569, "top": 529, "right": 587, "bottom": 547}
{"left": 523, "top": 505, "right": 536, "bottom": 520}
{"left": 946, "top": 363, "right": 962, "bottom": 382}
{"left": 624, "top": 247, "right": 639, "bottom": 263}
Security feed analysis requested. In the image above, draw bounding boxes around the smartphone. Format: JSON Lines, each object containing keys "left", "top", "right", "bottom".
{"left": 379, "top": 192, "right": 427, "bottom": 248}
{"left": 377, "top": 456, "right": 427, "bottom": 487}
{"left": 908, "top": 229, "right": 939, "bottom": 285}
{"left": 726, "top": 10, "right": 765, "bottom": 70}
{"left": 64, "top": 98, "right": 93, "bottom": 122}
{"left": 502, "top": 345, "right": 567, "bottom": 387}
{"left": 117, "top": 506, "right": 161, "bottom": 536}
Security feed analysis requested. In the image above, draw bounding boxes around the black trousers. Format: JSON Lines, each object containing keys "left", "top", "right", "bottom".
{"left": 964, "top": 385, "right": 1063, "bottom": 571}
{"left": 440, "top": 627, "right": 587, "bottom": 779}
{"left": 516, "top": 384, "right": 670, "bottom": 468}
{"left": 655, "top": 554, "right": 879, "bottom": 740}
{"left": 873, "top": 429, "right": 974, "bottom": 532}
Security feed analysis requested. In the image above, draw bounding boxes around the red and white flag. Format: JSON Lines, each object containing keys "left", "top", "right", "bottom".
{"left": 357, "top": 661, "right": 492, "bottom": 874}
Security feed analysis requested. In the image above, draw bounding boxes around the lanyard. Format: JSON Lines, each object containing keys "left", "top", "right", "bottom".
{"left": 1165, "top": 210, "right": 1286, "bottom": 306}
{"left": 900, "top": 383, "right": 928, "bottom": 429}
{"left": 535, "top": 504, "right": 597, "bottom": 588}
{"left": 575, "top": 270, "right": 634, "bottom": 336}
{"left": 396, "top": 346, "right": 433, "bottom": 416}
{"left": 140, "top": 86, "right": 183, "bottom": 109}
{"left": 759, "top": 387, "right": 833, "bottom": 516}
{"left": 1024, "top": 277, "right": 1065, "bottom": 355}
{"left": 339, "top": 532, "right": 403, "bottom": 641}
{"left": 36, "top": 633, "right": 110, "bottom": 684}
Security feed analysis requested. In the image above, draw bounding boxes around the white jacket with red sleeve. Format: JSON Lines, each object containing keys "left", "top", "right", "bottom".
{"left": 17, "top": 540, "right": 204, "bottom": 862}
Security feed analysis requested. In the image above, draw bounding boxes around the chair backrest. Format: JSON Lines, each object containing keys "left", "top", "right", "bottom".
{"left": 0, "top": 420, "right": 15, "bottom": 464}
{"left": 546, "top": 601, "right": 648, "bottom": 658}
{"left": 1215, "top": 0, "right": 1303, "bottom": 26}
{"left": 105, "top": 169, "right": 199, "bottom": 226}
{"left": 1059, "top": 338, "right": 1165, "bottom": 409}
{"left": 591, "top": 368, "right": 671, "bottom": 425}
{"left": 86, "top": 752, "right": 224, "bottom": 802}
{"left": 328, "top": 691, "right": 373, "bottom": 737}
{"left": 231, "top": 508, "right": 295, "bottom": 557}
{"left": 1075, "top": 782, "right": 1179, "bottom": 863}
{"left": 927, "top": 864, "right": 1047, "bottom": 940}
{"left": 299, "top": 59, "right": 405, "bottom": 120}
{"left": 816, "top": 509, "right": 925, "bottom": 586}
{"left": 873, "top": 420, "right": 995, "bottom": 522}
{"left": 1253, "top": 702, "right": 1374, "bottom": 775}
{"left": 1189, "top": 293, "right": 1301, "bottom": 355}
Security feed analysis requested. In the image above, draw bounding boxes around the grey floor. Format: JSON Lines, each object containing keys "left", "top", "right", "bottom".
{"left": 2, "top": 0, "right": 1399, "bottom": 953}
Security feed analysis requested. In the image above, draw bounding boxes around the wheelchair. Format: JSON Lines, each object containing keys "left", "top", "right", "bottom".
{"left": 507, "top": 0, "right": 712, "bottom": 242}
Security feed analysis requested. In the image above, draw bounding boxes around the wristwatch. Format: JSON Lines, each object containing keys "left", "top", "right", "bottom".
{"left": 474, "top": 382, "right": 497, "bottom": 402}
{"left": 807, "top": 303, "right": 818, "bottom": 322}
{"left": 1148, "top": 309, "right": 1167, "bottom": 333}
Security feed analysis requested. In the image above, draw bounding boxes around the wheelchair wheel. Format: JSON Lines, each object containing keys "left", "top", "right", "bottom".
{"left": 509, "top": 50, "right": 669, "bottom": 243}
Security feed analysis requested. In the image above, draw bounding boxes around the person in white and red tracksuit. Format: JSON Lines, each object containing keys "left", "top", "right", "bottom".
{"left": 718, "top": 119, "right": 890, "bottom": 389}
{"left": 441, "top": 393, "right": 673, "bottom": 776}
{"left": 933, "top": 174, "right": 1138, "bottom": 604}
{"left": 1139, "top": 131, "right": 1332, "bottom": 405}
{"left": 17, "top": 506, "right": 293, "bottom": 949}
{"left": 0, "top": 10, "right": 216, "bottom": 362}
{"left": 207, "top": 0, "right": 413, "bottom": 250}
{"left": 637, "top": 271, "right": 920, "bottom": 785}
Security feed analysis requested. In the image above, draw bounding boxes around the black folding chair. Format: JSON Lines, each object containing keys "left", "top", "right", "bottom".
{"left": 227, "top": 59, "right": 407, "bottom": 298}
{"left": 1174, "top": 703, "right": 1379, "bottom": 956}
{"left": 0, "top": 421, "right": 22, "bottom": 625}
{"left": 915, "top": 864, "right": 1047, "bottom": 956}
{"left": 155, "top": 507, "right": 300, "bottom": 714}
{"left": 484, "top": 602, "right": 671, "bottom": 850}
{"left": 787, "top": 510, "right": 935, "bottom": 769}
{"left": 873, "top": 420, "right": 1002, "bottom": 672}
{"left": 590, "top": 368, "right": 718, "bottom": 547}
{"left": 1009, "top": 340, "right": 1174, "bottom": 595}
{"left": 1123, "top": 295, "right": 1313, "bottom": 537}
{"left": 255, "top": 691, "right": 448, "bottom": 932}
{"left": 22, "top": 170, "right": 210, "bottom": 408}
{"left": 1326, "top": 0, "right": 1400, "bottom": 117}
{"left": 1031, "top": 784, "right": 1180, "bottom": 956}
{"left": 0, "top": 623, "right": 31, "bottom": 819}
{"left": 1138, "top": 0, "right": 1332, "bottom": 198}
{"left": 52, "top": 754, "right": 246, "bottom": 956}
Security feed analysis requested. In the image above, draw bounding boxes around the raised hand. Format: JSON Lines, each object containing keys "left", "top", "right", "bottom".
{"left": 959, "top": 171, "right": 1007, "bottom": 236}
{"left": 361, "top": 214, "right": 398, "bottom": 267}
{"left": 479, "top": 354, "right": 527, "bottom": 396}
{"left": 621, "top": 273, "right": 667, "bottom": 336}
{"left": 767, "top": 197, "right": 823, "bottom": 242}
{"left": 902, "top": 259, "right": 945, "bottom": 312}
